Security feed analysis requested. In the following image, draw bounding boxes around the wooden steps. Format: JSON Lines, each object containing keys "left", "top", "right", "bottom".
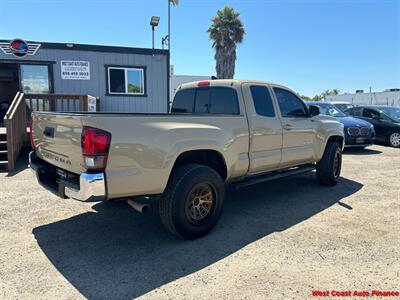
{"left": 0, "top": 141, "right": 6, "bottom": 151}
{"left": 0, "top": 131, "right": 7, "bottom": 172}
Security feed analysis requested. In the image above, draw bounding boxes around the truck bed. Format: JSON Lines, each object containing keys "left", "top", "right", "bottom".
{"left": 31, "top": 111, "right": 250, "bottom": 199}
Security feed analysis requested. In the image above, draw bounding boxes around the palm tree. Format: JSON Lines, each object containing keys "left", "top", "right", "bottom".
{"left": 320, "top": 89, "right": 341, "bottom": 99}
{"left": 207, "top": 6, "right": 245, "bottom": 79}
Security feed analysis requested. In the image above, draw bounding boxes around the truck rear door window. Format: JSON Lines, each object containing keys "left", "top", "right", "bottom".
{"left": 171, "top": 89, "right": 195, "bottom": 113}
{"left": 250, "top": 86, "right": 275, "bottom": 117}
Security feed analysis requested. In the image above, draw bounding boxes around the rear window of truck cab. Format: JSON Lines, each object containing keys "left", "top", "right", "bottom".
{"left": 172, "top": 87, "right": 240, "bottom": 115}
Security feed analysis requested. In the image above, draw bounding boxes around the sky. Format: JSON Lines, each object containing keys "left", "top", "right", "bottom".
{"left": 0, "top": 0, "right": 399, "bottom": 97}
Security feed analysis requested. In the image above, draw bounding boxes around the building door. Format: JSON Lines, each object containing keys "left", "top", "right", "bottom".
{"left": 0, "top": 63, "right": 52, "bottom": 125}
{"left": 0, "top": 63, "right": 19, "bottom": 125}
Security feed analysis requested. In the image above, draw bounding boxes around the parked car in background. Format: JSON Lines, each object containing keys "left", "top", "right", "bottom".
{"left": 308, "top": 102, "right": 375, "bottom": 148}
{"left": 30, "top": 80, "right": 345, "bottom": 239}
{"left": 332, "top": 101, "right": 354, "bottom": 112}
{"left": 344, "top": 106, "right": 400, "bottom": 148}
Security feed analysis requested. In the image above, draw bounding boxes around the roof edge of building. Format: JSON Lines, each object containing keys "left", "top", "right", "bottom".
{"left": 0, "top": 39, "right": 169, "bottom": 56}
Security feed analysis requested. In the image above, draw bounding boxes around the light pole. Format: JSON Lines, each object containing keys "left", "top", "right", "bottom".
{"left": 168, "top": 1, "right": 170, "bottom": 50}
{"left": 168, "top": 0, "right": 179, "bottom": 51}
{"left": 150, "top": 16, "right": 160, "bottom": 49}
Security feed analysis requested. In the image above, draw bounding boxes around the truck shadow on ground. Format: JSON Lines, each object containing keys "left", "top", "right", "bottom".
{"left": 33, "top": 173, "right": 362, "bottom": 299}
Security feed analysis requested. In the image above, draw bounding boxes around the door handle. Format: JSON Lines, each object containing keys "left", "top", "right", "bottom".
{"left": 283, "top": 124, "right": 293, "bottom": 130}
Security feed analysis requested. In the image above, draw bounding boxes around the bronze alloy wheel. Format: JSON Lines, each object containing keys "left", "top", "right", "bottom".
{"left": 185, "top": 183, "right": 216, "bottom": 224}
{"left": 159, "top": 164, "right": 225, "bottom": 239}
{"left": 333, "top": 149, "right": 341, "bottom": 179}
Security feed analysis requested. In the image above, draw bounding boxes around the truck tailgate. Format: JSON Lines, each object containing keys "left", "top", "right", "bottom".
{"left": 31, "top": 112, "right": 85, "bottom": 174}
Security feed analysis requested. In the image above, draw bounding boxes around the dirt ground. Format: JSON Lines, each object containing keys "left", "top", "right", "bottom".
{"left": 0, "top": 145, "right": 399, "bottom": 300}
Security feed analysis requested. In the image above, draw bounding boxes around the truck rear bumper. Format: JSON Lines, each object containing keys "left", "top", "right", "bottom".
{"left": 29, "top": 151, "right": 106, "bottom": 201}
{"left": 64, "top": 173, "right": 106, "bottom": 201}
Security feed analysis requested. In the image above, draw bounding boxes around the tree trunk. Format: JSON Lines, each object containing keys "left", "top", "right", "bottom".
{"left": 215, "top": 44, "right": 236, "bottom": 79}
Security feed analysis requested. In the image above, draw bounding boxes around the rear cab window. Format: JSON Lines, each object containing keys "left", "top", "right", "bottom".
{"left": 171, "top": 89, "right": 195, "bottom": 113}
{"left": 172, "top": 86, "right": 240, "bottom": 115}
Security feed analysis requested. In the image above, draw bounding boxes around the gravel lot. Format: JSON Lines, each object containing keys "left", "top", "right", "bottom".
{"left": 0, "top": 145, "right": 399, "bottom": 299}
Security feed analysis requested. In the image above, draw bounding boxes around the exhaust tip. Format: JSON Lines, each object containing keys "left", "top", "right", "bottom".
{"left": 127, "top": 199, "right": 150, "bottom": 214}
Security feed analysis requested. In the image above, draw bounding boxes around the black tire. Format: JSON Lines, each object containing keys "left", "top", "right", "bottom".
{"left": 387, "top": 131, "right": 400, "bottom": 148}
{"left": 316, "top": 141, "right": 342, "bottom": 186}
{"left": 159, "top": 164, "right": 225, "bottom": 239}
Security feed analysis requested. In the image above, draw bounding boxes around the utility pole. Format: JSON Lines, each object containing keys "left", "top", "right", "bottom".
{"left": 167, "top": 0, "right": 178, "bottom": 111}
{"left": 168, "top": 0, "right": 179, "bottom": 52}
{"left": 168, "top": 0, "right": 171, "bottom": 51}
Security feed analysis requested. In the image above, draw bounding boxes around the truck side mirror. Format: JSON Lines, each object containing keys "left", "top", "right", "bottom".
{"left": 309, "top": 105, "right": 320, "bottom": 117}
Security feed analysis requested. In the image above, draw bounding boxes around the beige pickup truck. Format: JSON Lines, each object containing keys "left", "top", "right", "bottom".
{"left": 30, "top": 80, "right": 344, "bottom": 239}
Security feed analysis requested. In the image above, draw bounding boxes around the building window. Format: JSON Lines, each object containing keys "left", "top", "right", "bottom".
{"left": 20, "top": 64, "right": 50, "bottom": 93}
{"left": 107, "top": 67, "right": 145, "bottom": 95}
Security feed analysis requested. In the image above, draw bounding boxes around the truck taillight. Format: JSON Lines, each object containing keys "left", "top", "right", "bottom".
{"left": 81, "top": 126, "right": 111, "bottom": 172}
{"left": 29, "top": 119, "right": 36, "bottom": 150}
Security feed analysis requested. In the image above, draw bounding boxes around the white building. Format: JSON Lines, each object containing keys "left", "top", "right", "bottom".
{"left": 326, "top": 89, "right": 400, "bottom": 107}
{"left": 170, "top": 66, "right": 211, "bottom": 101}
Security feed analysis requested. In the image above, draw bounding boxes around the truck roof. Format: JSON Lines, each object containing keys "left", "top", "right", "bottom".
{"left": 179, "top": 79, "right": 292, "bottom": 91}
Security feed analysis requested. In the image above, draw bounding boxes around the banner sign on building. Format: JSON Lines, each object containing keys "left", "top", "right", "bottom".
{"left": 61, "top": 60, "right": 90, "bottom": 80}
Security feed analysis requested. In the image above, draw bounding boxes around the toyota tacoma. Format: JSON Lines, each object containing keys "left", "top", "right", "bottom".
{"left": 30, "top": 80, "right": 344, "bottom": 239}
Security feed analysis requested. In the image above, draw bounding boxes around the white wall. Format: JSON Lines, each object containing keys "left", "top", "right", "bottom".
{"left": 170, "top": 74, "right": 211, "bottom": 101}
{"left": 326, "top": 91, "right": 400, "bottom": 107}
